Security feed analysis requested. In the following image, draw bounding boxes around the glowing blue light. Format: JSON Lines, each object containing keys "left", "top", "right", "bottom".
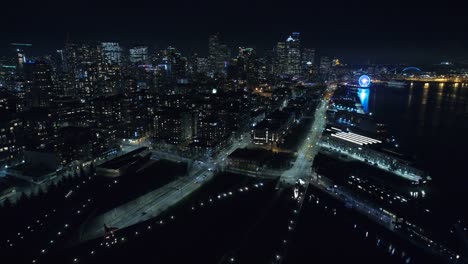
{"left": 358, "top": 75, "right": 371, "bottom": 87}
{"left": 358, "top": 88, "right": 370, "bottom": 113}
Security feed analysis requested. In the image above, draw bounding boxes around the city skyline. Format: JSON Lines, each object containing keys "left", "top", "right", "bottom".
{"left": 1, "top": 1, "right": 467, "bottom": 263}
{"left": 1, "top": 0, "right": 467, "bottom": 64}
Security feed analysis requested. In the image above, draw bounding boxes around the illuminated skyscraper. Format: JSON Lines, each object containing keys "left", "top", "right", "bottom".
{"left": 302, "top": 48, "right": 315, "bottom": 66}
{"left": 196, "top": 57, "right": 210, "bottom": 74}
{"left": 208, "top": 33, "right": 230, "bottom": 74}
{"left": 101, "top": 42, "right": 123, "bottom": 65}
{"left": 237, "top": 47, "right": 259, "bottom": 84}
{"left": 129, "top": 46, "right": 149, "bottom": 64}
{"left": 286, "top": 32, "right": 301, "bottom": 75}
{"left": 319, "top": 56, "right": 331, "bottom": 76}
{"left": 274, "top": 42, "right": 288, "bottom": 75}
{"left": 64, "top": 43, "right": 105, "bottom": 97}
{"left": 10, "top": 43, "right": 32, "bottom": 74}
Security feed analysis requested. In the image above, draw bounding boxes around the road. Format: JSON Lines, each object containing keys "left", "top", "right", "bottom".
{"left": 80, "top": 165, "right": 213, "bottom": 242}
{"left": 79, "top": 130, "right": 252, "bottom": 242}
{"left": 279, "top": 84, "right": 335, "bottom": 186}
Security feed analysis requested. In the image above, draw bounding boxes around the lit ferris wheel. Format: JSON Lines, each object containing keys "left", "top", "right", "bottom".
{"left": 358, "top": 75, "right": 371, "bottom": 87}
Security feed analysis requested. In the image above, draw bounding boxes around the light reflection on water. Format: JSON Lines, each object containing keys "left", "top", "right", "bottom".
{"left": 367, "top": 81, "right": 468, "bottom": 214}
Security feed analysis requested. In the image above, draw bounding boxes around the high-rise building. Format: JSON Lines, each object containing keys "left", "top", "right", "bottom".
{"left": 101, "top": 42, "right": 123, "bottom": 65}
{"left": 237, "top": 47, "right": 259, "bottom": 84}
{"left": 129, "top": 46, "right": 148, "bottom": 65}
{"left": 302, "top": 48, "right": 315, "bottom": 66}
{"left": 319, "top": 56, "right": 332, "bottom": 76}
{"left": 54, "top": 49, "right": 67, "bottom": 72}
{"left": 196, "top": 57, "right": 210, "bottom": 74}
{"left": 63, "top": 43, "right": 120, "bottom": 97}
{"left": 23, "top": 61, "right": 54, "bottom": 108}
{"left": 63, "top": 43, "right": 102, "bottom": 97}
{"left": 0, "top": 117, "right": 25, "bottom": 166}
{"left": 196, "top": 114, "right": 227, "bottom": 145}
{"left": 23, "top": 108, "right": 59, "bottom": 150}
{"left": 286, "top": 32, "right": 301, "bottom": 75}
{"left": 274, "top": 42, "right": 288, "bottom": 75}
{"left": 153, "top": 110, "right": 194, "bottom": 145}
{"left": 162, "top": 46, "right": 187, "bottom": 79}
{"left": 10, "top": 43, "right": 32, "bottom": 72}
{"left": 208, "top": 34, "right": 230, "bottom": 74}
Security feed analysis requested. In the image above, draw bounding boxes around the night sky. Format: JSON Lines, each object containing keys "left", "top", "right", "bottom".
{"left": 2, "top": 0, "right": 467, "bottom": 64}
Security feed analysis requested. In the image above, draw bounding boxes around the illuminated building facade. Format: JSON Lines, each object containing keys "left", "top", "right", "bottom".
{"left": 101, "top": 42, "right": 123, "bottom": 65}
{"left": 129, "top": 46, "right": 149, "bottom": 64}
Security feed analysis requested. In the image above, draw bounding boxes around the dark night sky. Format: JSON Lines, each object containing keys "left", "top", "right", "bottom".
{"left": 1, "top": 0, "right": 467, "bottom": 64}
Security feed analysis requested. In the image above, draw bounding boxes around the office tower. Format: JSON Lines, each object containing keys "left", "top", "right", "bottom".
{"left": 302, "top": 48, "right": 315, "bottom": 66}
{"left": 101, "top": 42, "right": 123, "bottom": 65}
{"left": 64, "top": 42, "right": 119, "bottom": 97}
{"left": 208, "top": 33, "right": 230, "bottom": 74}
{"left": 196, "top": 57, "right": 210, "bottom": 74}
{"left": 286, "top": 32, "right": 301, "bottom": 75}
{"left": 10, "top": 43, "right": 32, "bottom": 76}
{"left": 163, "top": 46, "right": 187, "bottom": 79}
{"left": 237, "top": 47, "right": 259, "bottom": 84}
{"left": 53, "top": 49, "right": 67, "bottom": 72}
{"left": 274, "top": 42, "right": 288, "bottom": 75}
{"left": 319, "top": 56, "right": 332, "bottom": 76}
{"left": 129, "top": 46, "right": 149, "bottom": 64}
{"left": 23, "top": 61, "right": 54, "bottom": 108}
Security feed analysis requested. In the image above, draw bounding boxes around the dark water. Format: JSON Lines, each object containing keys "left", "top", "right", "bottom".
{"left": 367, "top": 82, "right": 468, "bottom": 221}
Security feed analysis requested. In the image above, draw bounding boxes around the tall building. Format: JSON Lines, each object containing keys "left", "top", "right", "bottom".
{"left": 101, "top": 42, "right": 123, "bottom": 65}
{"left": 63, "top": 43, "right": 103, "bottom": 97}
{"left": 24, "top": 61, "right": 54, "bottom": 108}
{"left": 54, "top": 49, "right": 67, "bottom": 72}
{"left": 274, "top": 42, "right": 288, "bottom": 75}
{"left": 208, "top": 34, "right": 230, "bottom": 74}
{"left": 0, "top": 118, "right": 25, "bottom": 166}
{"left": 63, "top": 43, "right": 120, "bottom": 97}
{"left": 162, "top": 46, "right": 187, "bottom": 79}
{"left": 153, "top": 110, "right": 194, "bottom": 145}
{"left": 129, "top": 46, "right": 149, "bottom": 65}
{"left": 302, "top": 48, "right": 315, "bottom": 66}
{"left": 286, "top": 32, "right": 301, "bottom": 75}
{"left": 237, "top": 47, "right": 259, "bottom": 84}
{"left": 10, "top": 43, "right": 32, "bottom": 72}
{"left": 319, "top": 56, "right": 332, "bottom": 76}
{"left": 196, "top": 57, "right": 210, "bottom": 74}
{"left": 196, "top": 114, "right": 227, "bottom": 145}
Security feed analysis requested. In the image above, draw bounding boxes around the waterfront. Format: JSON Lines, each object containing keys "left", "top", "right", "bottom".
{"left": 37, "top": 172, "right": 438, "bottom": 264}
{"left": 368, "top": 82, "right": 468, "bottom": 221}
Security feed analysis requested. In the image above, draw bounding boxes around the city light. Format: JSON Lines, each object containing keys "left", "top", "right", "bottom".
{"left": 0, "top": 15, "right": 463, "bottom": 264}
